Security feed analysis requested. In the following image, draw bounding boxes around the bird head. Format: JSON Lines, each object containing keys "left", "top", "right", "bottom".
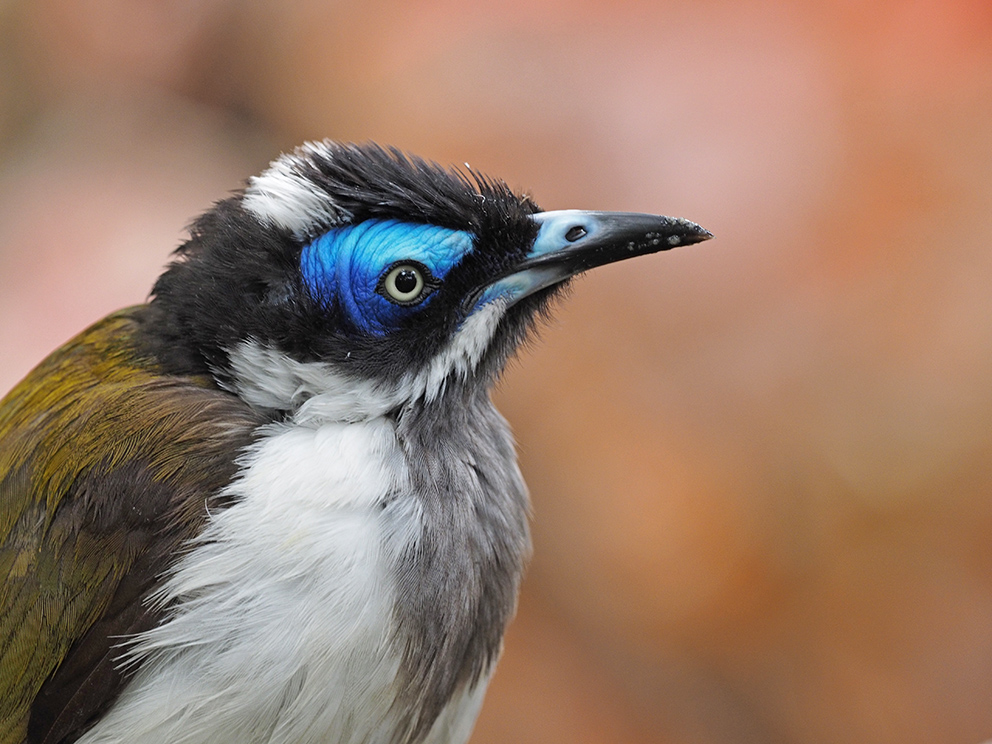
{"left": 147, "top": 141, "right": 710, "bottom": 422}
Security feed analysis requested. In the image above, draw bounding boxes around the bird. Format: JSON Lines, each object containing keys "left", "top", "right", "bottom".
{"left": 0, "top": 140, "right": 710, "bottom": 744}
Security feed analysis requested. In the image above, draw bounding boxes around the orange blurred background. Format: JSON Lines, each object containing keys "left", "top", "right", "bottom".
{"left": 3, "top": 1, "right": 992, "bottom": 742}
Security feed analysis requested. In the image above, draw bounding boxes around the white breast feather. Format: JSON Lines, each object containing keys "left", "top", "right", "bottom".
{"left": 77, "top": 417, "right": 487, "bottom": 744}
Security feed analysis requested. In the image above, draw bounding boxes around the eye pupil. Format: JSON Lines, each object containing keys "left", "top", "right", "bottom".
{"left": 394, "top": 270, "right": 419, "bottom": 294}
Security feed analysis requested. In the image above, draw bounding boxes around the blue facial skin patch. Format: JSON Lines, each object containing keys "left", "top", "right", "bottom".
{"left": 301, "top": 219, "right": 474, "bottom": 336}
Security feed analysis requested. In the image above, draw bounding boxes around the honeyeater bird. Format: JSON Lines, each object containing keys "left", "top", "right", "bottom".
{"left": 0, "top": 141, "right": 710, "bottom": 744}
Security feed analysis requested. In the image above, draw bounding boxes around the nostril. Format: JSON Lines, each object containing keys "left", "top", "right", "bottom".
{"left": 564, "top": 225, "right": 587, "bottom": 242}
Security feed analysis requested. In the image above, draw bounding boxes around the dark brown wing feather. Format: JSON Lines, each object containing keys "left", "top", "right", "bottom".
{"left": 0, "top": 307, "right": 263, "bottom": 744}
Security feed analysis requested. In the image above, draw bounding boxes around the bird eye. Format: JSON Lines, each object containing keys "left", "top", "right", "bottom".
{"left": 378, "top": 262, "right": 436, "bottom": 306}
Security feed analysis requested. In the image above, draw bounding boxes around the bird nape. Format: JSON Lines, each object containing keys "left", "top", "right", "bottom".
{"left": 0, "top": 141, "right": 710, "bottom": 744}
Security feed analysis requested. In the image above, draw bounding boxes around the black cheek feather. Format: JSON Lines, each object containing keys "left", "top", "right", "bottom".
{"left": 144, "top": 199, "right": 302, "bottom": 380}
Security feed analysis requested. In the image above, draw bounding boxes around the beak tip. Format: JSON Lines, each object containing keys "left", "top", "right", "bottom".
{"left": 669, "top": 220, "right": 713, "bottom": 247}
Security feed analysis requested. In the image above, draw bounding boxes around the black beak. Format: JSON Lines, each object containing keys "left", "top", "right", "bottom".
{"left": 478, "top": 210, "right": 711, "bottom": 306}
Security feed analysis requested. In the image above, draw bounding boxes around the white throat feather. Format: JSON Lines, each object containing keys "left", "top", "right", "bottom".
{"left": 225, "top": 300, "right": 508, "bottom": 423}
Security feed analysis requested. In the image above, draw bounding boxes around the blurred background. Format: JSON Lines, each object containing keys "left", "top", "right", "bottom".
{"left": 2, "top": 0, "right": 992, "bottom": 742}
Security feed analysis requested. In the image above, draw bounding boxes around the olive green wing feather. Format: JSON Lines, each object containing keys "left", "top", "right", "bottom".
{"left": 0, "top": 308, "right": 262, "bottom": 744}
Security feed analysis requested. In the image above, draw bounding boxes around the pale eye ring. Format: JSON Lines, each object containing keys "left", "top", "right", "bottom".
{"left": 377, "top": 261, "right": 437, "bottom": 306}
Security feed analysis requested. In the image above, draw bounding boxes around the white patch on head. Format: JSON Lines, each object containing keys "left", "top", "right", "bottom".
{"left": 242, "top": 141, "right": 349, "bottom": 238}
{"left": 226, "top": 299, "right": 510, "bottom": 424}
